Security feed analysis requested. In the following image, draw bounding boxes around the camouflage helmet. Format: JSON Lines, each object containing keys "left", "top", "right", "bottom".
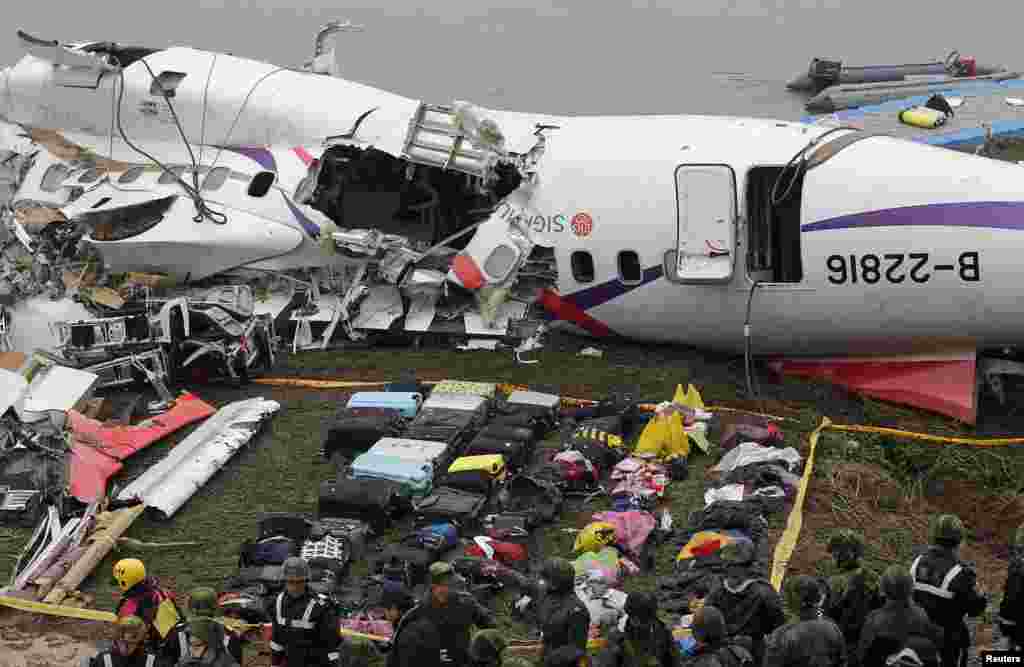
{"left": 827, "top": 529, "right": 865, "bottom": 560}
{"left": 880, "top": 565, "right": 913, "bottom": 602}
{"left": 784, "top": 575, "right": 824, "bottom": 612}
{"left": 930, "top": 514, "right": 965, "bottom": 546}
{"left": 691, "top": 605, "right": 726, "bottom": 643}
{"left": 540, "top": 558, "right": 576, "bottom": 593}
{"left": 1014, "top": 523, "right": 1024, "bottom": 548}
{"left": 188, "top": 587, "right": 219, "bottom": 617}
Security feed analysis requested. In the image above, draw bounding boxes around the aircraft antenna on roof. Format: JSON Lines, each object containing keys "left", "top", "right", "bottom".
{"left": 305, "top": 20, "right": 365, "bottom": 76}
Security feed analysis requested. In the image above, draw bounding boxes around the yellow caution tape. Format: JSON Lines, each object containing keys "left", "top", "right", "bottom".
{"left": 825, "top": 422, "right": 1024, "bottom": 447}
{"left": 0, "top": 595, "right": 118, "bottom": 623}
{"left": 770, "top": 417, "right": 828, "bottom": 591}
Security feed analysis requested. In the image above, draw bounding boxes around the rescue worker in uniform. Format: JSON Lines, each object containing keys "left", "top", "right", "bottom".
{"left": 379, "top": 583, "right": 441, "bottom": 667}
{"left": 177, "top": 618, "right": 239, "bottom": 667}
{"left": 823, "top": 529, "right": 882, "bottom": 648}
{"left": 683, "top": 606, "right": 754, "bottom": 667}
{"left": 469, "top": 629, "right": 537, "bottom": 667}
{"left": 596, "top": 591, "right": 681, "bottom": 667}
{"left": 762, "top": 575, "right": 846, "bottom": 667}
{"left": 113, "top": 558, "right": 189, "bottom": 664}
{"left": 87, "top": 616, "right": 167, "bottom": 667}
{"left": 858, "top": 565, "right": 943, "bottom": 667}
{"left": 186, "top": 588, "right": 243, "bottom": 664}
{"left": 268, "top": 557, "right": 346, "bottom": 667}
{"left": 512, "top": 557, "right": 590, "bottom": 665}
{"left": 998, "top": 523, "right": 1024, "bottom": 651}
{"left": 910, "top": 514, "right": 987, "bottom": 667}
{"left": 422, "top": 561, "right": 497, "bottom": 666}
{"left": 701, "top": 541, "right": 785, "bottom": 664}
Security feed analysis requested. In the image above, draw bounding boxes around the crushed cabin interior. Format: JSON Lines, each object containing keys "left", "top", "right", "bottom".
{"left": 304, "top": 145, "right": 523, "bottom": 249}
{"left": 745, "top": 166, "right": 804, "bottom": 283}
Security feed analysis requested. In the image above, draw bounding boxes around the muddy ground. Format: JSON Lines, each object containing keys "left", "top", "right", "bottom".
{"left": 2, "top": 331, "right": 1021, "bottom": 664}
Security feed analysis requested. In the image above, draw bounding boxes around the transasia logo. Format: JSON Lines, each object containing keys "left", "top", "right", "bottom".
{"left": 497, "top": 202, "right": 594, "bottom": 236}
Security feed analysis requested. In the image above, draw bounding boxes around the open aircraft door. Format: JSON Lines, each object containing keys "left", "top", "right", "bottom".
{"left": 674, "top": 164, "right": 737, "bottom": 283}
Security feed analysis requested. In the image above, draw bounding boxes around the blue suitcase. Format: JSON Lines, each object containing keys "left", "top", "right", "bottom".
{"left": 347, "top": 392, "right": 423, "bottom": 418}
{"left": 350, "top": 452, "right": 433, "bottom": 497}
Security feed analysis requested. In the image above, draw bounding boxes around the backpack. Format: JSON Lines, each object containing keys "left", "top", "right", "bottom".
{"left": 497, "top": 474, "right": 564, "bottom": 526}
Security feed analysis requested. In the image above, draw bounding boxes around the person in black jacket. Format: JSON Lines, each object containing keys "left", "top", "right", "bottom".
{"left": 910, "top": 515, "right": 988, "bottom": 667}
{"left": 268, "top": 557, "right": 346, "bottom": 667}
{"left": 998, "top": 523, "right": 1024, "bottom": 651}
{"left": 423, "top": 561, "right": 497, "bottom": 666}
{"left": 762, "top": 575, "right": 846, "bottom": 667}
{"left": 701, "top": 541, "right": 785, "bottom": 664}
{"left": 512, "top": 557, "right": 590, "bottom": 665}
{"left": 858, "top": 565, "right": 943, "bottom": 667}
{"left": 380, "top": 584, "right": 441, "bottom": 667}
{"left": 684, "top": 606, "right": 755, "bottom": 667}
{"left": 596, "top": 592, "right": 680, "bottom": 667}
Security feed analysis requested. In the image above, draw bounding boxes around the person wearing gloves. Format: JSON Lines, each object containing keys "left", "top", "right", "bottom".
{"left": 511, "top": 557, "right": 591, "bottom": 666}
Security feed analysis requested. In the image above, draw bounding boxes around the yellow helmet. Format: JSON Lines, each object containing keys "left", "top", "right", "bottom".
{"left": 112, "top": 558, "right": 146, "bottom": 592}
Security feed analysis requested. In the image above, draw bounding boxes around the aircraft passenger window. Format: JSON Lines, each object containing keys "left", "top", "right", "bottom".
{"left": 118, "top": 166, "right": 145, "bottom": 184}
{"left": 248, "top": 171, "right": 276, "bottom": 197}
{"left": 483, "top": 245, "right": 520, "bottom": 282}
{"left": 149, "top": 71, "right": 187, "bottom": 98}
{"left": 618, "top": 250, "right": 642, "bottom": 284}
{"left": 158, "top": 166, "right": 186, "bottom": 185}
{"left": 201, "top": 167, "right": 231, "bottom": 192}
{"left": 571, "top": 251, "right": 595, "bottom": 284}
{"left": 40, "top": 164, "right": 71, "bottom": 193}
{"left": 77, "top": 169, "right": 100, "bottom": 184}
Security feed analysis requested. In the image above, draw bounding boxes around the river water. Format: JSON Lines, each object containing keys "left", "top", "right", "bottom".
{"left": 3, "top": 0, "right": 1022, "bottom": 121}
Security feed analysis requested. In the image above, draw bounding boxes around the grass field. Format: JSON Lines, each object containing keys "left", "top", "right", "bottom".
{"left": 2, "top": 341, "right": 1023, "bottom": 657}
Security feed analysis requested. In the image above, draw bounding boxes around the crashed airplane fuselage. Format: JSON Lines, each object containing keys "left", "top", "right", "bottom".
{"left": 2, "top": 32, "right": 1024, "bottom": 421}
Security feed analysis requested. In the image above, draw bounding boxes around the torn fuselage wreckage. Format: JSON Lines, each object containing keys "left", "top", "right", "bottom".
{"left": 0, "top": 88, "right": 558, "bottom": 368}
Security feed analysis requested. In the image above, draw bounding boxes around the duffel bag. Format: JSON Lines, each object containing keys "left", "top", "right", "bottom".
{"left": 438, "top": 469, "right": 494, "bottom": 496}
{"left": 464, "top": 436, "right": 528, "bottom": 470}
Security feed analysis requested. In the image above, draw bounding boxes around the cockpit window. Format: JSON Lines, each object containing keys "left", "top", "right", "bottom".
{"left": 83, "top": 195, "right": 177, "bottom": 242}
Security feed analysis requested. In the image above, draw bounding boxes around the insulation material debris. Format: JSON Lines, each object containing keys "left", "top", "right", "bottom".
{"left": 115, "top": 398, "right": 280, "bottom": 518}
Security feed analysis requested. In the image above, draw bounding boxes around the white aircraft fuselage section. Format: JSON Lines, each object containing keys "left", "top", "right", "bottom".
{"left": 2, "top": 39, "right": 1022, "bottom": 358}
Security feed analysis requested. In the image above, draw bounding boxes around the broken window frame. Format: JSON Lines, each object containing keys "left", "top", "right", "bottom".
{"left": 40, "top": 164, "right": 72, "bottom": 193}
{"left": 149, "top": 71, "right": 187, "bottom": 98}
{"left": 81, "top": 195, "right": 177, "bottom": 242}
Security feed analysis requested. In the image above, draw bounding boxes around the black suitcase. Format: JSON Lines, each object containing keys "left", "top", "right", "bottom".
{"left": 317, "top": 478, "right": 407, "bottom": 531}
{"left": 438, "top": 469, "right": 494, "bottom": 496}
{"left": 413, "top": 486, "right": 488, "bottom": 527}
{"left": 323, "top": 408, "right": 404, "bottom": 460}
{"left": 404, "top": 407, "right": 479, "bottom": 447}
{"left": 257, "top": 512, "right": 313, "bottom": 543}
{"left": 477, "top": 424, "right": 535, "bottom": 444}
{"left": 463, "top": 436, "right": 529, "bottom": 470}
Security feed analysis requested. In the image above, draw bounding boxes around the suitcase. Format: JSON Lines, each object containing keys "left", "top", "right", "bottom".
{"left": 315, "top": 517, "right": 371, "bottom": 560}
{"left": 376, "top": 539, "right": 438, "bottom": 587}
{"left": 477, "top": 424, "right": 535, "bottom": 446}
{"left": 431, "top": 380, "right": 498, "bottom": 400}
{"left": 405, "top": 406, "right": 482, "bottom": 448}
{"left": 346, "top": 392, "right": 423, "bottom": 418}
{"left": 413, "top": 486, "right": 488, "bottom": 526}
{"left": 317, "top": 478, "right": 405, "bottom": 531}
{"left": 368, "top": 437, "right": 453, "bottom": 469}
{"left": 421, "top": 393, "right": 489, "bottom": 422}
{"left": 448, "top": 454, "right": 506, "bottom": 477}
{"left": 439, "top": 469, "right": 494, "bottom": 496}
{"left": 257, "top": 513, "right": 313, "bottom": 543}
{"left": 464, "top": 436, "right": 529, "bottom": 470}
{"left": 349, "top": 452, "right": 434, "bottom": 497}
{"left": 505, "top": 391, "right": 561, "bottom": 432}
{"left": 323, "top": 408, "right": 404, "bottom": 460}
